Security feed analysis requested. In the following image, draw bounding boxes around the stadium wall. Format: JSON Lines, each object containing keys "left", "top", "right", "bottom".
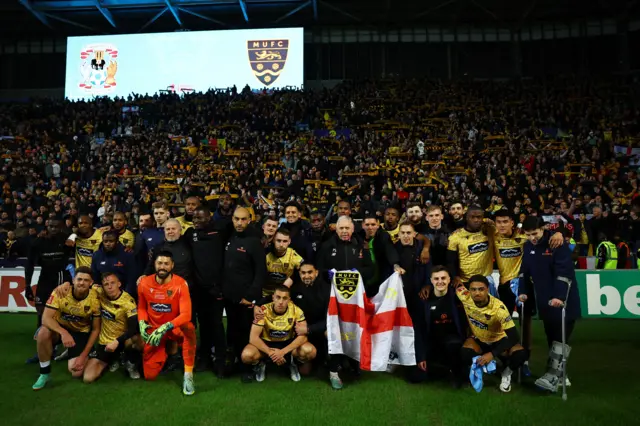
{"left": 1, "top": 265, "right": 638, "bottom": 318}
{"left": 0, "top": 20, "right": 639, "bottom": 91}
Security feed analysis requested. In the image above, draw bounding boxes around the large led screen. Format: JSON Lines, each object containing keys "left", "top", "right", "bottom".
{"left": 65, "top": 27, "right": 303, "bottom": 100}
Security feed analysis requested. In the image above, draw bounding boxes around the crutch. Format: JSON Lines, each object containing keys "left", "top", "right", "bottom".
{"left": 552, "top": 281, "right": 572, "bottom": 401}
{"left": 518, "top": 299, "right": 525, "bottom": 384}
{"left": 561, "top": 297, "right": 567, "bottom": 401}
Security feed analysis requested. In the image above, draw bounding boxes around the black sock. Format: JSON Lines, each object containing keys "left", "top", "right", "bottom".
{"left": 40, "top": 362, "right": 51, "bottom": 375}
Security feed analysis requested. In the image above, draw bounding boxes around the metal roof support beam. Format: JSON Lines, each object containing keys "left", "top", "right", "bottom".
{"left": 18, "top": 0, "right": 52, "bottom": 28}
{"left": 318, "top": 1, "right": 361, "bottom": 22}
{"left": 312, "top": 0, "right": 318, "bottom": 20}
{"left": 139, "top": 6, "right": 168, "bottom": 32}
{"left": 414, "top": 0, "right": 456, "bottom": 20}
{"left": 165, "top": 0, "right": 182, "bottom": 26}
{"left": 44, "top": 12, "right": 104, "bottom": 32}
{"left": 274, "top": 1, "right": 311, "bottom": 23}
{"left": 177, "top": 7, "right": 229, "bottom": 27}
{"left": 470, "top": 0, "right": 498, "bottom": 21}
{"left": 239, "top": 0, "right": 249, "bottom": 22}
{"left": 95, "top": 1, "right": 116, "bottom": 27}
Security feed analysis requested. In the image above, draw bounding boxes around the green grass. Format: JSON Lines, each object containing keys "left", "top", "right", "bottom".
{"left": 1, "top": 314, "right": 639, "bottom": 426}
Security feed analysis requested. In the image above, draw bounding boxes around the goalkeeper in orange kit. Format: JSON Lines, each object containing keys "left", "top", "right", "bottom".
{"left": 138, "top": 251, "right": 196, "bottom": 395}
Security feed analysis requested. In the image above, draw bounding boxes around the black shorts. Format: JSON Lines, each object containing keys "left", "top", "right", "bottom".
{"left": 263, "top": 339, "right": 295, "bottom": 351}
{"left": 475, "top": 337, "right": 509, "bottom": 355}
{"left": 59, "top": 328, "right": 90, "bottom": 359}
{"left": 498, "top": 284, "right": 517, "bottom": 315}
{"left": 91, "top": 343, "right": 123, "bottom": 364}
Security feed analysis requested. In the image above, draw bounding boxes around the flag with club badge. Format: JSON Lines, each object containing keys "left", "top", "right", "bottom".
{"left": 327, "top": 270, "right": 415, "bottom": 371}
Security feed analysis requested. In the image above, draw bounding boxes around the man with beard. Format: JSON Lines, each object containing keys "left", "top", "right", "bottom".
{"left": 403, "top": 203, "right": 432, "bottom": 264}
{"left": 223, "top": 207, "right": 267, "bottom": 382}
{"left": 447, "top": 205, "right": 493, "bottom": 289}
{"left": 264, "top": 228, "right": 304, "bottom": 297}
{"left": 213, "top": 193, "right": 234, "bottom": 227}
{"left": 447, "top": 202, "right": 465, "bottom": 230}
{"left": 176, "top": 196, "right": 200, "bottom": 235}
{"left": 424, "top": 205, "right": 452, "bottom": 267}
{"left": 186, "top": 205, "right": 227, "bottom": 376}
{"left": 111, "top": 211, "right": 135, "bottom": 250}
{"left": 309, "top": 209, "right": 331, "bottom": 255}
{"left": 279, "top": 201, "right": 313, "bottom": 262}
{"left": 138, "top": 251, "right": 197, "bottom": 395}
{"left": 316, "top": 216, "right": 374, "bottom": 389}
{"left": 381, "top": 206, "right": 401, "bottom": 244}
{"left": 361, "top": 215, "right": 402, "bottom": 296}
{"left": 91, "top": 231, "right": 137, "bottom": 296}
{"left": 32, "top": 267, "right": 101, "bottom": 390}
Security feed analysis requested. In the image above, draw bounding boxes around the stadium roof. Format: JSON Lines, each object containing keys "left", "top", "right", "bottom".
{"left": 2, "top": 0, "right": 639, "bottom": 37}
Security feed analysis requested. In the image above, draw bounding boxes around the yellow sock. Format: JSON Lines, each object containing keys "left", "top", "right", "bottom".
{"left": 184, "top": 365, "right": 193, "bottom": 374}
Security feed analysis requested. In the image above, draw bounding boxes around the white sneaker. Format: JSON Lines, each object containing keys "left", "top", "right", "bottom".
{"left": 500, "top": 368, "right": 512, "bottom": 393}
{"left": 125, "top": 361, "right": 140, "bottom": 380}
{"left": 290, "top": 359, "right": 301, "bottom": 382}
{"left": 254, "top": 362, "right": 266, "bottom": 382}
{"left": 565, "top": 377, "right": 571, "bottom": 387}
{"left": 109, "top": 361, "right": 120, "bottom": 373}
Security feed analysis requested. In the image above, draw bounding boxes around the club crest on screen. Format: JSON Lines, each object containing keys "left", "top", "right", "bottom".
{"left": 335, "top": 272, "right": 360, "bottom": 300}
{"left": 78, "top": 43, "right": 118, "bottom": 95}
{"left": 247, "top": 39, "right": 289, "bottom": 86}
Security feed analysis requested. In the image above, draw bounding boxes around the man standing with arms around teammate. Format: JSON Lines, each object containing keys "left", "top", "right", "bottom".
{"left": 242, "top": 286, "right": 316, "bottom": 382}
{"left": 32, "top": 267, "right": 101, "bottom": 390}
{"left": 457, "top": 275, "right": 528, "bottom": 393}
{"left": 138, "top": 251, "right": 197, "bottom": 395}
{"left": 520, "top": 216, "right": 581, "bottom": 393}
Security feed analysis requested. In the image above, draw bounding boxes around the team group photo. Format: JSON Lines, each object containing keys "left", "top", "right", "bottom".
{"left": 1, "top": 1, "right": 640, "bottom": 425}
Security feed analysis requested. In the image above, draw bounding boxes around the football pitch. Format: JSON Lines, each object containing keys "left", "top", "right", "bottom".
{"left": 1, "top": 314, "right": 638, "bottom": 426}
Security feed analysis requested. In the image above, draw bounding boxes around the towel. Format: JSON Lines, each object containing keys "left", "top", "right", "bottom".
{"left": 470, "top": 355, "right": 497, "bottom": 393}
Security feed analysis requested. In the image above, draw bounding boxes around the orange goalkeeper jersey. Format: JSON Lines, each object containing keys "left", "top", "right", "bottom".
{"left": 137, "top": 274, "right": 192, "bottom": 328}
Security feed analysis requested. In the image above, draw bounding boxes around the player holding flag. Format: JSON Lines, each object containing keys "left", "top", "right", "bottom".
{"left": 138, "top": 251, "right": 197, "bottom": 395}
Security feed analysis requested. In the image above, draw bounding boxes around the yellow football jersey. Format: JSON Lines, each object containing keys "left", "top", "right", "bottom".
{"left": 383, "top": 224, "right": 400, "bottom": 244}
{"left": 493, "top": 232, "right": 527, "bottom": 284}
{"left": 45, "top": 288, "right": 101, "bottom": 333}
{"left": 264, "top": 248, "right": 304, "bottom": 297}
{"left": 456, "top": 286, "right": 515, "bottom": 343}
{"left": 447, "top": 228, "right": 493, "bottom": 281}
{"left": 75, "top": 229, "right": 104, "bottom": 268}
{"left": 117, "top": 229, "right": 136, "bottom": 250}
{"left": 175, "top": 215, "right": 193, "bottom": 235}
{"left": 255, "top": 301, "right": 305, "bottom": 342}
{"left": 96, "top": 287, "right": 137, "bottom": 345}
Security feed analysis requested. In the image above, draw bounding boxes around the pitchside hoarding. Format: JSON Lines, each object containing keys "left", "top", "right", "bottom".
{"left": 0, "top": 268, "right": 638, "bottom": 318}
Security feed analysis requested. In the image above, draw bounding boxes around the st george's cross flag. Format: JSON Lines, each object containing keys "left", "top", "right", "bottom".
{"left": 327, "top": 270, "right": 416, "bottom": 371}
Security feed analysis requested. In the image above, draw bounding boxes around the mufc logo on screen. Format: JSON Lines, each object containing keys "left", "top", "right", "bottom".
{"left": 78, "top": 43, "right": 118, "bottom": 95}
{"left": 247, "top": 39, "right": 289, "bottom": 86}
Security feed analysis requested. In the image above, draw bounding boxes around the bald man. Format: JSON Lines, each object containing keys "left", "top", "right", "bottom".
{"left": 145, "top": 219, "right": 193, "bottom": 286}
{"left": 316, "top": 215, "right": 374, "bottom": 389}
{"left": 222, "top": 207, "right": 268, "bottom": 383}
{"left": 176, "top": 196, "right": 201, "bottom": 235}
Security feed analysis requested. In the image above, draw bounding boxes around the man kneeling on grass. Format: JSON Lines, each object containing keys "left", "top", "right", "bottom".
{"left": 32, "top": 267, "right": 101, "bottom": 390}
{"left": 456, "top": 275, "right": 528, "bottom": 393}
{"left": 241, "top": 286, "right": 316, "bottom": 382}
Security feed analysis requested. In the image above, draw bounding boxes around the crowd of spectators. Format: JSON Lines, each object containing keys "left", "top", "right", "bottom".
{"left": 2, "top": 76, "right": 640, "bottom": 261}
